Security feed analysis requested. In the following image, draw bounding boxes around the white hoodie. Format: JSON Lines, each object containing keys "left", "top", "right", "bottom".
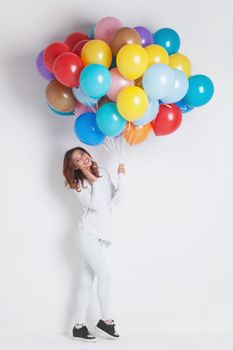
{"left": 74, "top": 167, "right": 126, "bottom": 247}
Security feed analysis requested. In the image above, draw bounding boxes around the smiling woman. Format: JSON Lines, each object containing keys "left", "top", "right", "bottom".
{"left": 63, "top": 146, "right": 126, "bottom": 342}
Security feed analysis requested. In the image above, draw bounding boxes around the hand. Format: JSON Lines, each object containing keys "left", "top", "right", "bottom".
{"left": 79, "top": 167, "right": 98, "bottom": 182}
{"left": 118, "top": 164, "right": 126, "bottom": 175}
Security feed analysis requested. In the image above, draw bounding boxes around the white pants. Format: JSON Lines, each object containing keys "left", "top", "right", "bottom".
{"left": 74, "top": 228, "right": 112, "bottom": 323}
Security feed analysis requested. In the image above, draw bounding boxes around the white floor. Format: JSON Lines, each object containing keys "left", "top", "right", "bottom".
{"left": 1, "top": 330, "right": 233, "bottom": 350}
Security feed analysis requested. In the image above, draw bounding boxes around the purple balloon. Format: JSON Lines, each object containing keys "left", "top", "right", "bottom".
{"left": 36, "top": 50, "right": 55, "bottom": 81}
{"left": 134, "top": 26, "right": 154, "bottom": 47}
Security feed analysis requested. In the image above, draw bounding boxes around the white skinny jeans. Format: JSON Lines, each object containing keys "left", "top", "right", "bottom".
{"left": 74, "top": 228, "right": 112, "bottom": 323}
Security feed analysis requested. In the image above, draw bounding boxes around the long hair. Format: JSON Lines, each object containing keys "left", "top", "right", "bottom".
{"left": 63, "top": 147, "right": 101, "bottom": 191}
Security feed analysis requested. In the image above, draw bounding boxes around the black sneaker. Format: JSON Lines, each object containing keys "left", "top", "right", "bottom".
{"left": 95, "top": 319, "right": 120, "bottom": 339}
{"left": 72, "top": 324, "right": 96, "bottom": 343}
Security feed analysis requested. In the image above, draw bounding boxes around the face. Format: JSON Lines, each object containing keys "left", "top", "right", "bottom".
{"left": 71, "top": 149, "right": 92, "bottom": 170}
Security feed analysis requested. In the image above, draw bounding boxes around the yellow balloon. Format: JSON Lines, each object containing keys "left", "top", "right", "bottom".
{"left": 169, "top": 53, "right": 192, "bottom": 77}
{"left": 145, "top": 44, "right": 169, "bottom": 67}
{"left": 117, "top": 86, "right": 148, "bottom": 121}
{"left": 81, "top": 39, "right": 112, "bottom": 68}
{"left": 116, "top": 44, "right": 148, "bottom": 80}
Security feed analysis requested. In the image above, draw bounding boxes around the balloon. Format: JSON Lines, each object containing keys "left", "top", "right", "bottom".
{"left": 110, "top": 27, "right": 141, "bottom": 56}
{"left": 117, "top": 86, "right": 148, "bottom": 121}
{"left": 175, "top": 98, "right": 194, "bottom": 113}
{"left": 48, "top": 104, "right": 74, "bottom": 116}
{"left": 151, "top": 104, "right": 182, "bottom": 136}
{"left": 43, "top": 42, "right": 70, "bottom": 72}
{"left": 36, "top": 50, "right": 55, "bottom": 81}
{"left": 89, "top": 24, "right": 95, "bottom": 39}
{"left": 94, "top": 16, "right": 122, "bottom": 44}
{"left": 74, "top": 101, "right": 96, "bottom": 117}
{"left": 45, "top": 80, "right": 77, "bottom": 112}
{"left": 184, "top": 74, "right": 214, "bottom": 107}
{"left": 74, "top": 112, "right": 105, "bottom": 145}
{"left": 134, "top": 26, "right": 154, "bottom": 47}
{"left": 110, "top": 55, "right": 116, "bottom": 69}
{"left": 96, "top": 102, "right": 126, "bottom": 136}
{"left": 80, "top": 64, "right": 112, "bottom": 99}
{"left": 143, "top": 64, "right": 175, "bottom": 100}
{"left": 116, "top": 44, "right": 148, "bottom": 80}
{"left": 133, "top": 98, "right": 159, "bottom": 126}
{"left": 153, "top": 28, "right": 180, "bottom": 55}
{"left": 169, "top": 53, "right": 191, "bottom": 77}
{"left": 107, "top": 68, "right": 134, "bottom": 101}
{"left": 72, "top": 39, "right": 89, "bottom": 56}
{"left": 53, "top": 52, "right": 84, "bottom": 88}
{"left": 64, "top": 32, "right": 90, "bottom": 50}
{"left": 144, "top": 44, "right": 169, "bottom": 67}
{"left": 123, "top": 122, "right": 152, "bottom": 145}
{"left": 72, "top": 87, "right": 99, "bottom": 107}
{"left": 161, "top": 69, "right": 189, "bottom": 104}
{"left": 81, "top": 39, "right": 112, "bottom": 68}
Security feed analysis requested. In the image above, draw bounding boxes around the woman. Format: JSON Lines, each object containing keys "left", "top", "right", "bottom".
{"left": 63, "top": 146, "right": 126, "bottom": 342}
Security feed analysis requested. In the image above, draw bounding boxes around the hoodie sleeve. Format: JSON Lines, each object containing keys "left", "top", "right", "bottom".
{"left": 73, "top": 182, "right": 103, "bottom": 211}
{"left": 104, "top": 168, "right": 127, "bottom": 205}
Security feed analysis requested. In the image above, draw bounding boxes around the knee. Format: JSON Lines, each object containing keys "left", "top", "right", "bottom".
{"left": 79, "top": 278, "right": 94, "bottom": 290}
{"left": 98, "top": 269, "right": 111, "bottom": 284}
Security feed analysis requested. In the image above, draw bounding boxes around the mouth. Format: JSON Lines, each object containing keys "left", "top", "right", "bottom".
{"left": 83, "top": 158, "right": 90, "bottom": 165}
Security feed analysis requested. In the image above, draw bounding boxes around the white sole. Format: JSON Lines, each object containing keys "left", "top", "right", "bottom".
{"left": 70, "top": 335, "right": 96, "bottom": 343}
{"left": 94, "top": 326, "right": 119, "bottom": 340}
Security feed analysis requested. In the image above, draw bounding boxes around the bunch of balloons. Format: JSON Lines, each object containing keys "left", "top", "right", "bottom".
{"left": 36, "top": 16, "right": 214, "bottom": 146}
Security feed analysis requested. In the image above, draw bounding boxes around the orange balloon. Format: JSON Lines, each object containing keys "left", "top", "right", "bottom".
{"left": 123, "top": 122, "right": 152, "bottom": 145}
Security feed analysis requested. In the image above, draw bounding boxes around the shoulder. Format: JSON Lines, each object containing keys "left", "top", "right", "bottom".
{"left": 98, "top": 166, "right": 110, "bottom": 177}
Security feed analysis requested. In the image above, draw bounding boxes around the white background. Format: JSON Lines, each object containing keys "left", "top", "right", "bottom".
{"left": 0, "top": 0, "right": 233, "bottom": 344}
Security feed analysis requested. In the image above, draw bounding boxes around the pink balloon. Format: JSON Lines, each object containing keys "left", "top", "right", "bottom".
{"left": 94, "top": 16, "right": 122, "bottom": 44}
{"left": 107, "top": 68, "right": 135, "bottom": 101}
{"left": 74, "top": 101, "right": 96, "bottom": 117}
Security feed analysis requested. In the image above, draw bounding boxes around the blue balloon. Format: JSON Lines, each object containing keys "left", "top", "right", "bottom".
{"left": 47, "top": 104, "right": 74, "bottom": 116}
{"left": 153, "top": 28, "right": 180, "bottom": 55}
{"left": 175, "top": 98, "right": 193, "bottom": 113}
{"left": 161, "top": 69, "right": 189, "bottom": 104}
{"left": 143, "top": 64, "right": 175, "bottom": 100}
{"left": 72, "top": 87, "right": 98, "bottom": 108}
{"left": 80, "top": 64, "right": 112, "bottom": 99}
{"left": 133, "top": 98, "right": 159, "bottom": 126}
{"left": 96, "top": 103, "right": 126, "bottom": 136}
{"left": 184, "top": 74, "right": 214, "bottom": 107}
{"left": 74, "top": 113, "right": 105, "bottom": 146}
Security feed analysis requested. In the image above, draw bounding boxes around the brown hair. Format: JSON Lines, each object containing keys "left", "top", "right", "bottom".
{"left": 63, "top": 147, "right": 101, "bottom": 192}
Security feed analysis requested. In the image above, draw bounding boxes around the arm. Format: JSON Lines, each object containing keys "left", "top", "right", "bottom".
{"left": 73, "top": 182, "right": 103, "bottom": 211}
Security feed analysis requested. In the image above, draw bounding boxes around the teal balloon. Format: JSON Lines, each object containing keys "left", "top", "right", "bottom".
{"left": 133, "top": 98, "right": 159, "bottom": 126}
{"left": 143, "top": 64, "right": 175, "bottom": 100}
{"left": 74, "top": 112, "right": 105, "bottom": 146}
{"left": 161, "top": 69, "right": 189, "bottom": 104}
{"left": 72, "top": 87, "right": 98, "bottom": 107}
{"left": 96, "top": 103, "right": 126, "bottom": 136}
{"left": 110, "top": 55, "right": 116, "bottom": 69}
{"left": 89, "top": 24, "right": 95, "bottom": 39}
{"left": 184, "top": 74, "right": 214, "bottom": 107}
{"left": 80, "top": 64, "right": 112, "bottom": 99}
{"left": 153, "top": 28, "right": 180, "bottom": 55}
{"left": 176, "top": 98, "right": 193, "bottom": 113}
{"left": 47, "top": 104, "right": 74, "bottom": 116}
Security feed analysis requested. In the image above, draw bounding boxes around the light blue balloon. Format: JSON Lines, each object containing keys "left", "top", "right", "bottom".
{"left": 133, "top": 98, "right": 159, "bottom": 126}
{"left": 72, "top": 87, "right": 98, "bottom": 107}
{"left": 143, "top": 64, "right": 175, "bottom": 100}
{"left": 80, "top": 64, "right": 112, "bottom": 99}
{"left": 161, "top": 69, "right": 189, "bottom": 104}
{"left": 47, "top": 104, "right": 74, "bottom": 116}
{"left": 175, "top": 98, "right": 194, "bottom": 113}
{"left": 184, "top": 74, "right": 214, "bottom": 107}
{"left": 96, "top": 103, "right": 126, "bottom": 136}
{"left": 153, "top": 28, "right": 180, "bottom": 55}
{"left": 74, "top": 112, "right": 105, "bottom": 146}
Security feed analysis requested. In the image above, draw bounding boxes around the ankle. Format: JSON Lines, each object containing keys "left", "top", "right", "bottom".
{"left": 104, "top": 319, "right": 113, "bottom": 325}
{"left": 75, "top": 323, "right": 84, "bottom": 329}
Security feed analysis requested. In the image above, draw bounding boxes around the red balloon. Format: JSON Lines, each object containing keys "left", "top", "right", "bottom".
{"left": 73, "top": 39, "right": 90, "bottom": 56}
{"left": 151, "top": 104, "right": 182, "bottom": 136}
{"left": 43, "top": 42, "right": 70, "bottom": 72}
{"left": 53, "top": 52, "right": 84, "bottom": 88}
{"left": 64, "top": 32, "right": 90, "bottom": 50}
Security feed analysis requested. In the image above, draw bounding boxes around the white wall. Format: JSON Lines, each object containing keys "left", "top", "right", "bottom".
{"left": 0, "top": 0, "right": 233, "bottom": 336}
